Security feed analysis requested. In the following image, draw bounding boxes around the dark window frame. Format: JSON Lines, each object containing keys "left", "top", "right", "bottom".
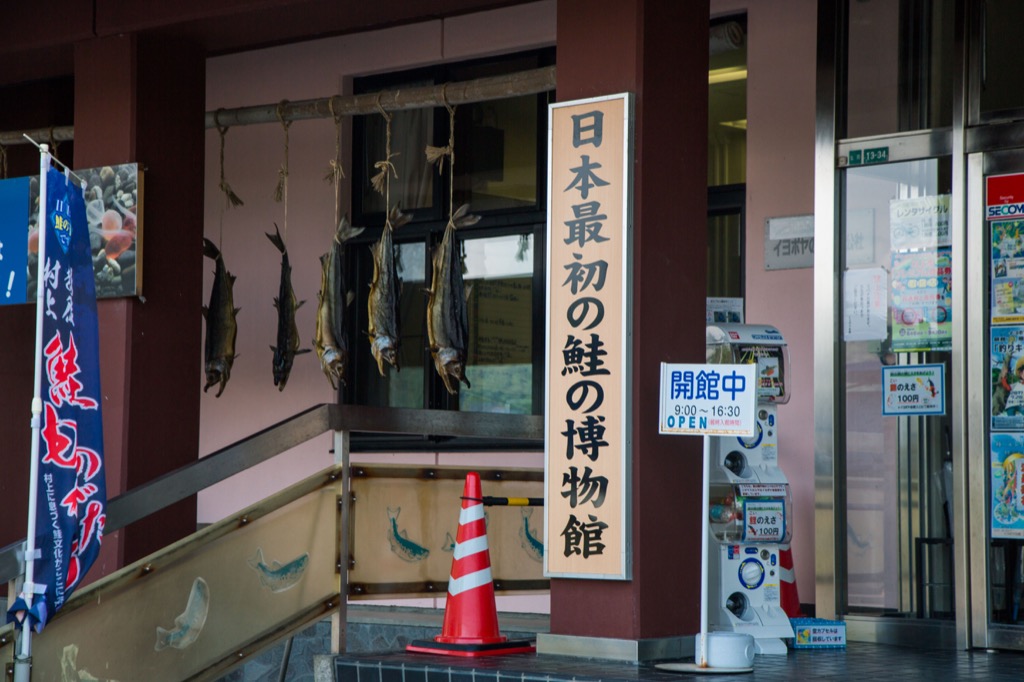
{"left": 345, "top": 50, "right": 553, "bottom": 452}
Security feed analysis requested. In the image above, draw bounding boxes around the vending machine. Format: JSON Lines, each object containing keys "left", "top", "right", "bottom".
{"left": 706, "top": 324, "right": 794, "bottom": 654}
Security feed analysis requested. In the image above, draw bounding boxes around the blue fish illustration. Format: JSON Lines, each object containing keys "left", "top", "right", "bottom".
{"left": 61, "top": 643, "right": 120, "bottom": 682}
{"left": 387, "top": 506, "right": 430, "bottom": 562}
{"left": 520, "top": 507, "right": 544, "bottom": 562}
{"left": 442, "top": 531, "right": 456, "bottom": 553}
{"left": 155, "top": 577, "right": 209, "bottom": 651}
{"left": 248, "top": 547, "right": 310, "bottom": 593}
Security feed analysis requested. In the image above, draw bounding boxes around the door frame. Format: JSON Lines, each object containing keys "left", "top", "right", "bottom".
{"left": 967, "top": 148, "right": 1024, "bottom": 651}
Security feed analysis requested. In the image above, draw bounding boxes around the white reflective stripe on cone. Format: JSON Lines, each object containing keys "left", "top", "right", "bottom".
{"left": 448, "top": 567, "right": 493, "bottom": 596}
{"left": 453, "top": 535, "right": 489, "bottom": 560}
{"left": 460, "top": 504, "right": 485, "bottom": 525}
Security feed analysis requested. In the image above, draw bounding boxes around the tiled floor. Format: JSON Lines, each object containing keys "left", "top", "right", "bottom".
{"left": 334, "top": 643, "right": 1024, "bottom": 681}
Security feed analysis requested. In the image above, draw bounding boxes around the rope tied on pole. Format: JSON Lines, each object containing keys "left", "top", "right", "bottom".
{"left": 273, "top": 100, "right": 292, "bottom": 207}
{"left": 274, "top": 101, "right": 292, "bottom": 243}
{"left": 425, "top": 83, "right": 456, "bottom": 181}
{"left": 370, "top": 95, "right": 398, "bottom": 218}
{"left": 215, "top": 109, "right": 244, "bottom": 209}
{"left": 324, "top": 97, "right": 345, "bottom": 231}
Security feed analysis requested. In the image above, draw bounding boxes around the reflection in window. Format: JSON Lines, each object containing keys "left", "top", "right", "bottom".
{"left": 846, "top": 0, "right": 953, "bottom": 137}
{"left": 842, "top": 158, "right": 954, "bottom": 616}
{"left": 979, "top": 0, "right": 1024, "bottom": 121}
{"left": 463, "top": 234, "right": 534, "bottom": 414}
{"left": 349, "top": 52, "right": 547, "bottom": 424}
{"left": 708, "top": 17, "right": 747, "bottom": 186}
{"left": 360, "top": 108, "right": 434, "bottom": 214}
{"left": 454, "top": 98, "right": 538, "bottom": 211}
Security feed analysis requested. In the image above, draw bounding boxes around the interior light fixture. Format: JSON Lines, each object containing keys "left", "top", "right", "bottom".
{"left": 719, "top": 119, "right": 748, "bottom": 130}
{"left": 708, "top": 66, "right": 747, "bottom": 84}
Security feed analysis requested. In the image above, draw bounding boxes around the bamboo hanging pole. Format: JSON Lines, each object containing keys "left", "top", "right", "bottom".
{"left": 0, "top": 126, "right": 74, "bottom": 147}
{"left": 0, "top": 66, "right": 556, "bottom": 145}
{"left": 204, "top": 66, "right": 555, "bottom": 128}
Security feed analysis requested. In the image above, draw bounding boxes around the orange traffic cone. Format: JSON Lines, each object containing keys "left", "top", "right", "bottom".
{"left": 779, "top": 543, "right": 805, "bottom": 618}
{"left": 406, "top": 472, "right": 535, "bottom": 657}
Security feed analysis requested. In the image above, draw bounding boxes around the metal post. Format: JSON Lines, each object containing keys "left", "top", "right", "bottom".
{"left": 332, "top": 429, "right": 351, "bottom": 656}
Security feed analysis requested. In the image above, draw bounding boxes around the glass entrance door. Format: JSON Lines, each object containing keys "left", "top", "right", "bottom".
{"left": 968, "top": 149, "right": 1024, "bottom": 650}
{"left": 837, "top": 155, "right": 956, "bottom": 638}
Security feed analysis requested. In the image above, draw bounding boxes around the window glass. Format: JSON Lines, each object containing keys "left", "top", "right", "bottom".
{"left": 454, "top": 96, "right": 539, "bottom": 211}
{"left": 355, "top": 241, "right": 425, "bottom": 409}
{"left": 354, "top": 50, "right": 551, "bottom": 221}
{"left": 979, "top": 0, "right": 1024, "bottom": 121}
{"left": 846, "top": 0, "right": 954, "bottom": 137}
{"left": 708, "top": 18, "right": 747, "bottom": 186}
{"left": 349, "top": 51, "right": 549, "bottom": 425}
{"left": 462, "top": 234, "right": 535, "bottom": 414}
{"left": 360, "top": 107, "right": 435, "bottom": 214}
{"left": 707, "top": 210, "right": 743, "bottom": 298}
{"left": 841, "top": 158, "right": 954, "bottom": 615}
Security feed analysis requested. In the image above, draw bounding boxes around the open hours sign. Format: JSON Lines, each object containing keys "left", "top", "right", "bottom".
{"left": 658, "top": 363, "right": 756, "bottom": 437}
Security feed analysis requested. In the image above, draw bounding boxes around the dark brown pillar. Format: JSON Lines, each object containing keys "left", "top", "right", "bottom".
{"left": 73, "top": 34, "right": 205, "bottom": 566}
{"left": 0, "top": 78, "right": 75, "bottom": 552}
{"left": 551, "top": 0, "right": 709, "bottom": 641}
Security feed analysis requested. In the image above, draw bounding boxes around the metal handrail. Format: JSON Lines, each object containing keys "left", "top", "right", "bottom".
{"left": 0, "top": 403, "right": 543, "bottom": 585}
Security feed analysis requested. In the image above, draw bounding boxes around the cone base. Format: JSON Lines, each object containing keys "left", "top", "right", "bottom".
{"left": 406, "top": 638, "right": 536, "bottom": 657}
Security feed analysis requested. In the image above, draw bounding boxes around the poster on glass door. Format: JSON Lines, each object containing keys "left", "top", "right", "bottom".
{"left": 991, "top": 220, "right": 1024, "bottom": 325}
{"left": 991, "top": 325, "right": 1024, "bottom": 431}
{"left": 889, "top": 248, "right": 951, "bottom": 351}
{"left": 987, "top": 173, "right": 1024, "bottom": 324}
{"left": 991, "top": 433, "right": 1024, "bottom": 539}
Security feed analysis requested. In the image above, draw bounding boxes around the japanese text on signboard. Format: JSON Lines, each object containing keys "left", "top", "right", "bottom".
{"left": 546, "top": 94, "right": 632, "bottom": 579}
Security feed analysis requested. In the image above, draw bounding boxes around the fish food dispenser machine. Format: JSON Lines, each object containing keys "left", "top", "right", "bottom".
{"left": 706, "top": 324, "right": 794, "bottom": 655}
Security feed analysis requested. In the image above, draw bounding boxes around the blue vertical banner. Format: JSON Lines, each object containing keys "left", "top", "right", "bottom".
{"left": 0, "top": 177, "right": 30, "bottom": 305}
{"left": 9, "top": 168, "right": 106, "bottom": 631}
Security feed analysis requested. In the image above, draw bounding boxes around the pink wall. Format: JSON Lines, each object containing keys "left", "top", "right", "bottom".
{"left": 713, "top": 0, "right": 818, "bottom": 607}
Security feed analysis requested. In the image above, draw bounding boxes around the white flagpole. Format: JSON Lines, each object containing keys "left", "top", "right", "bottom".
{"left": 15, "top": 143, "right": 50, "bottom": 682}
{"left": 699, "top": 433, "right": 711, "bottom": 668}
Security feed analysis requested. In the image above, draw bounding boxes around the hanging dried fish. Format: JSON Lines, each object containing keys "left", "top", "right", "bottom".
{"left": 424, "top": 92, "right": 478, "bottom": 394}
{"left": 427, "top": 204, "right": 479, "bottom": 394}
{"left": 367, "top": 206, "right": 409, "bottom": 375}
{"left": 267, "top": 224, "right": 310, "bottom": 390}
{"left": 367, "top": 101, "right": 406, "bottom": 377}
{"left": 202, "top": 239, "right": 240, "bottom": 398}
{"left": 314, "top": 216, "right": 364, "bottom": 388}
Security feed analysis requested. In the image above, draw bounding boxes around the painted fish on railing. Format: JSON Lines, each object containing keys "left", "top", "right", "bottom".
{"left": 155, "top": 577, "right": 209, "bottom": 651}
{"left": 519, "top": 507, "right": 544, "bottom": 562}
{"left": 247, "top": 547, "right": 310, "bottom": 593}
{"left": 386, "top": 506, "right": 430, "bottom": 562}
{"left": 61, "top": 643, "right": 120, "bottom": 682}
